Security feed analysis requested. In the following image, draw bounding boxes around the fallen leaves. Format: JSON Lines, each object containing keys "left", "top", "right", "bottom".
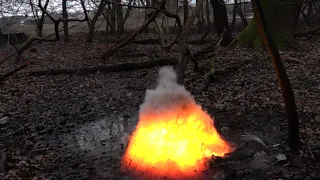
{"left": 0, "top": 33, "right": 319, "bottom": 179}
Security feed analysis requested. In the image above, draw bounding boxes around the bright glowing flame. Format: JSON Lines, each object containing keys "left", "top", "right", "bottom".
{"left": 121, "top": 103, "right": 234, "bottom": 179}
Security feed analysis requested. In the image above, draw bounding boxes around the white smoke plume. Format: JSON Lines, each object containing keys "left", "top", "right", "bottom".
{"left": 121, "top": 66, "right": 199, "bottom": 150}
{"left": 139, "top": 66, "right": 197, "bottom": 117}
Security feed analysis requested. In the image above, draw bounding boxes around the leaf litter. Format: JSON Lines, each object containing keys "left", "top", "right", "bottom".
{"left": 0, "top": 33, "right": 319, "bottom": 179}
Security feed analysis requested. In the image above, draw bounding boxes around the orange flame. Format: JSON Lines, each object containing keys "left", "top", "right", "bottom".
{"left": 121, "top": 103, "right": 233, "bottom": 179}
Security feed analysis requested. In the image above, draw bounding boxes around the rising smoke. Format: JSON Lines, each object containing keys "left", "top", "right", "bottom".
{"left": 139, "top": 66, "right": 197, "bottom": 118}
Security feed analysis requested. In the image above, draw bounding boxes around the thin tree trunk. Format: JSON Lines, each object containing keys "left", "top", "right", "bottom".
{"left": 252, "top": 0, "right": 299, "bottom": 150}
{"left": 178, "top": 0, "right": 204, "bottom": 83}
{"left": 109, "top": 4, "right": 116, "bottom": 34}
{"left": 210, "top": 0, "right": 233, "bottom": 45}
{"left": 205, "top": 0, "right": 211, "bottom": 26}
{"left": 183, "top": 0, "right": 189, "bottom": 25}
{"left": 80, "top": 0, "right": 90, "bottom": 28}
{"left": 87, "top": 0, "right": 108, "bottom": 42}
{"left": 231, "top": 0, "right": 237, "bottom": 31}
{"left": 237, "top": 3, "right": 248, "bottom": 26}
{"left": 101, "top": 0, "right": 167, "bottom": 59}
{"left": 54, "top": 21, "right": 60, "bottom": 40}
{"left": 33, "top": 0, "right": 49, "bottom": 37}
{"left": 197, "top": 0, "right": 204, "bottom": 31}
{"left": 62, "top": 0, "right": 69, "bottom": 42}
{"left": 115, "top": 0, "right": 125, "bottom": 34}
{"left": 308, "top": 2, "right": 314, "bottom": 25}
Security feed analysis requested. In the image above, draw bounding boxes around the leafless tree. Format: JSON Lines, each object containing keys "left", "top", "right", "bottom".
{"left": 29, "top": 0, "right": 50, "bottom": 37}
{"left": 62, "top": 0, "right": 69, "bottom": 42}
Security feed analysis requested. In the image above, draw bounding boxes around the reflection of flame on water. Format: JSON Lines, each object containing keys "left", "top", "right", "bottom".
{"left": 121, "top": 67, "right": 234, "bottom": 179}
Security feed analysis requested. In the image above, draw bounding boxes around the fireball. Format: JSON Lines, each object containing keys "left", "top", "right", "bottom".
{"left": 121, "top": 67, "right": 234, "bottom": 179}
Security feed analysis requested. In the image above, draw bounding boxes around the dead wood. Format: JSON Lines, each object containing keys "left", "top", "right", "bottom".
{"left": 201, "top": 59, "right": 250, "bottom": 91}
{"left": 106, "top": 38, "right": 212, "bottom": 45}
{"left": 28, "top": 58, "right": 178, "bottom": 76}
{"left": 100, "top": 0, "right": 167, "bottom": 60}
{"left": 117, "top": 52, "right": 147, "bottom": 58}
{"left": 192, "top": 29, "right": 226, "bottom": 60}
{"left": 0, "top": 62, "right": 31, "bottom": 82}
{"left": 295, "top": 25, "right": 320, "bottom": 37}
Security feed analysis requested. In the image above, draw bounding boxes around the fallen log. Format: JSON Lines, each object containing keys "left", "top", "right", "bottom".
{"left": 28, "top": 58, "right": 178, "bottom": 76}
{"left": 106, "top": 38, "right": 213, "bottom": 45}
{"left": 294, "top": 25, "right": 320, "bottom": 37}
{"left": 201, "top": 59, "right": 252, "bottom": 91}
{"left": 0, "top": 61, "right": 31, "bottom": 82}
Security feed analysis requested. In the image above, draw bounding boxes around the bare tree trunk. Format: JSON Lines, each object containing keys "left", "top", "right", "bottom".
{"left": 153, "top": 19, "right": 166, "bottom": 46}
{"left": 252, "top": 0, "right": 299, "bottom": 150}
{"left": 210, "top": 0, "right": 233, "bottom": 46}
{"left": 80, "top": 0, "right": 90, "bottom": 28}
{"left": 183, "top": 0, "right": 189, "bottom": 24}
{"left": 197, "top": 0, "right": 204, "bottom": 31}
{"left": 200, "top": 1, "right": 205, "bottom": 24}
{"left": 205, "top": 0, "right": 211, "bottom": 26}
{"left": 177, "top": 0, "right": 204, "bottom": 83}
{"left": 176, "top": 0, "right": 179, "bottom": 14}
{"left": 308, "top": 2, "right": 314, "bottom": 25}
{"left": 237, "top": 0, "right": 302, "bottom": 50}
{"left": 87, "top": 0, "right": 107, "bottom": 42}
{"left": 115, "top": 0, "right": 125, "bottom": 34}
{"left": 237, "top": 3, "right": 248, "bottom": 27}
{"left": 109, "top": 4, "right": 116, "bottom": 34}
{"left": 231, "top": 0, "right": 237, "bottom": 31}
{"left": 62, "top": 0, "right": 69, "bottom": 42}
{"left": 101, "top": 0, "right": 167, "bottom": 59}
{"left": 30, "top": 0, "right": 49, "bottom": 37}
{"left": 54, "top": 21, "right": 60, "bottom": 40}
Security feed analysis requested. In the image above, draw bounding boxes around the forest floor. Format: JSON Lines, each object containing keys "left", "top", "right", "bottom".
{"left": 0, "top": 31, "right": 319, "bottom": 180}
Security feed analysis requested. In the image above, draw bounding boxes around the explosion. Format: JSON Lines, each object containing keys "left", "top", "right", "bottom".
{"left": 121, "top": 67, "right": 234, "bottom": 179}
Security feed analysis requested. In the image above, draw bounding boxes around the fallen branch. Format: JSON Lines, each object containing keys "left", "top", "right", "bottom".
{"left": 28, "top": 58, "right": 178, "bottom": 76}
{"left": 192, "top": 29, "right": 226, "bottom": 60}
{"left": 295, "top": 25, "right": 320, "bottom": 37}
{"left": 0, "top": 61, "right": 31, "bottom": 82}
{"left": 106, "top": 38, "right": 212, "bottom": 45}
{"left": 201, "top": 59, "right": 251, "bottom": 91}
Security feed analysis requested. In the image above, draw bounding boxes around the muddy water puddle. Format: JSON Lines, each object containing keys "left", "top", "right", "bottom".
{"left": 59, "top": 115, "right": 138, "bottom": 156}
{"left": 45, "top": 114, "right": 139, "bottom": 178}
